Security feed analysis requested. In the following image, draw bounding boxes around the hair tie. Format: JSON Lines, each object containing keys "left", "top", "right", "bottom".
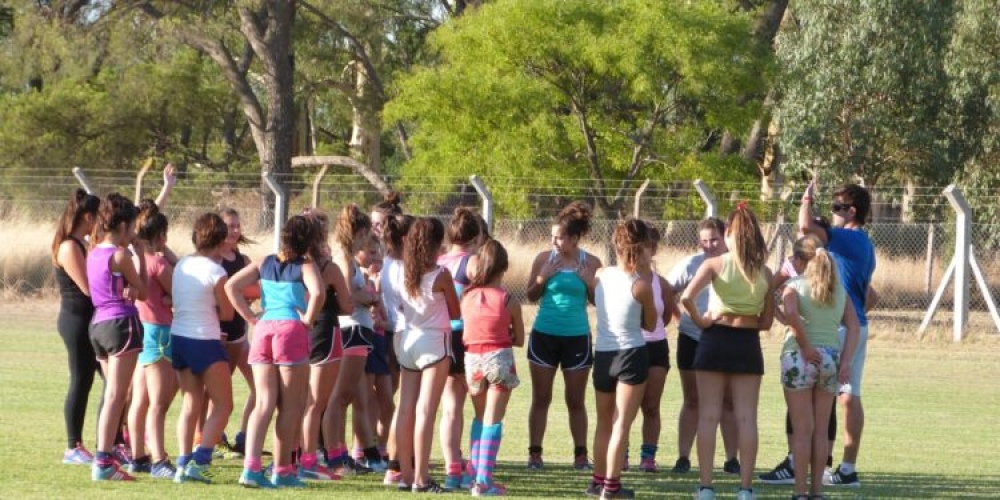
{"left": 736, "top": 200, "right": 749, "bottom": 211}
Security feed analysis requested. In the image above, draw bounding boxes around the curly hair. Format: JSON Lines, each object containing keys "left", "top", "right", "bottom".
{"left": 448, "top": 207, "right": 481, "bottom": 246}
{"left": 137, "top": 199, "right": 168, "bottom": 242}
{"left": 613, "top": 218, "right": 652, "bottom": 273}
{"left": 192, "top": 212, "right": 229, "bottom": 252}
{"left": 403, "top": 217, "right": 445, "bottom": 298}
{"left": 303, "top": 208, "right": 330, "bottom": 260}
{"left": 557, "top": 201, "right": 592, "bottom": 239}
{"left": 335, "top": 204, "right": 372, "bottom": 256}
{"left": 51, "top": 188, "right": 100, "bottom": 265}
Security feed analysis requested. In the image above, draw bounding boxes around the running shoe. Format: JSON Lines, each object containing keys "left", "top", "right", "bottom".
{"left": 126, "top": 456, "right": 152, "bottom": 474}
{"left": 383, "top": 469, "right": 403, "bottom": 486}
{"left": 694, "top": 486, "right": 716, "bottom": 500}
{"left": 472, "top": 482, "right": 508, "bottom": 497}
{"left": 298, "top": 462, "right": 340, "bottom": 481}
{"left": 412, "top": 479, "right": 446, "bottom": 493}
{"left": 585, "top": 481, "right": 603, "bottom": 497}
{"left": 329, "top": 456, "right": 373, "bottom": 475}
{"left": 63, "top": 443, "right": 95, "bottom": 465}
{"left": 639, "top": 457, "right": 657, "bottom": 473}
{"left": 113, "top": 443, "right": 133, "bottom": 466}
{"left": 359, "top": 457, "right": 388, "bottom": 473}
{"left": 174, "top": 461, "right": 214, "bottom": 484}
{"left": 759, "top": 456, "right": 795, "bottom": 485}
{"left": 736, "top": 488, "right": 757, "bottom": 500}
{"left": 397, "top": 482, "right": 412, "bottom": 492}
{"left": 443, "top": 473, "right": 464, "bottom": 491}
{"left": 271, "top": 472, "right": 305, "bottom": 488}
{"left": 671, "top": 456, "right": 691, "bottom": 474}
{"left": 239, "top": 468, "right": 276, "bottom": 489}
{"left": 824, "top": 465, "right": 861, "bottom": 487}
{"left": 527, "top": 452, "right": 544, "bottom": 470}
{"left": 92, "top": 463, "right": 135, "bottom": 481}
{"left": 600, "top": 486, "right": 635, "bottom": 499}
{"left": 574, "top": 454, "right": 593, "bottom": 470}
{"left": 150, "top": 459, "right": 177, "bottom": 479}
{"left": 723, "top": 457, "right": 741, "bottom": 475}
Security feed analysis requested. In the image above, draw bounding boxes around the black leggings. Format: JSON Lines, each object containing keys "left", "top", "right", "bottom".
{"left": 58, "top": 306, "right": 103, "bottom": 449}
{"left": 785, "top": 398, "right": 838, "bottom": 442}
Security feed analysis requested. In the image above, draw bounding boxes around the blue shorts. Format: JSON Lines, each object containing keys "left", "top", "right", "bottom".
{"left": 139, "top": 322, "right": 172, "bottom": 366}
{"left": 171, "top": 335, "right": 228, "bottom": 375}
{"left": 365, "top": 333, "right": 391, "bottom": 376}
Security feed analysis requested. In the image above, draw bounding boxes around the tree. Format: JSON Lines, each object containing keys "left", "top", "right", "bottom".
{"left": 387, "top": 0, "right": 771, "bottom": 217}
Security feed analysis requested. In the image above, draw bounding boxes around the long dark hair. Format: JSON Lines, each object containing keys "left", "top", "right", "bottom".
{"left": 466, "top": 238, "right": 508, "bottom": 294}
{"left": 93, "top": 193, "right": 138, "bottom": 244}
{"left": 403, "top": 217, "right": 445, "bottom": 298}
{"left": 52, "top": 188, "right": 99, "bottom": 265}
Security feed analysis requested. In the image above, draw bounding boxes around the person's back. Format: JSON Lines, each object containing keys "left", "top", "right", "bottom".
{"left": 781, "top": 276, "right": 846, "bottom": 353}
{"left": 709, "top": 253, "right": 768, "bottom": 317}
{"left": 826, "top": 227, "right": 875, "bottom": 326}
{"left": 172, "top": 255, "right": 226, "bottom": 340}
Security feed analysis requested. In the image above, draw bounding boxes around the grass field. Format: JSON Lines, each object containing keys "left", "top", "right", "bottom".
{"left": 0, "top": 300, "right": 998, "bottom": 499}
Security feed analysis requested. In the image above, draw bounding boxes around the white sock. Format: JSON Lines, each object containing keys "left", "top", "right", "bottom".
{"left": 839, "top": 462, "right": 856, "bottom": 474}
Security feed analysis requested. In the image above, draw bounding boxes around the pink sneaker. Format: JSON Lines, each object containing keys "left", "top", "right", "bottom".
{"left": 63, "top": 442, "right": 95, "bottom": 465}
{"left": 639, "top": 457, "right": 657, "bottom": 473}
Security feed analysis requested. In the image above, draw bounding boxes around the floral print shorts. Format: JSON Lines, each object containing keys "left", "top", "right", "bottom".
{"left": 464, "top": 347, "right": 519, "bottom": 395}
{"left": 780, "top": 346, "right": 840, "bottom": 393}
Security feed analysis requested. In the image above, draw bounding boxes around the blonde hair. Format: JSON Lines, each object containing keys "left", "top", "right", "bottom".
{"left": 793, "top": 235, "right": 838, "bottom": 306}
{"left": 726, "top": 205, "right": 767, "bottom": 288}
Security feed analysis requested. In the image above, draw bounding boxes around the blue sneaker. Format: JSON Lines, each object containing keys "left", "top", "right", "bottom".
{"left": 240, "top": 468, "right": 277, "bottom": 489}
{"left": 92, "top": 463, "right": 136, "bottom": 481}
{"left": 127, "top": 456, "right": 152, "bottom": 474}
{"left": 444, "top": 473, "right": 463, "bottom": 490}
{"left": 272, "top": 472, "right": 305, "bottom": 488}
{"left": 174, "top": 461, "right": 214, "bottom": 484}
{"left": 360, "top": 457, "right": 388, "bottom": 473}
{"left": 150, "top": 460, "right": 177, "bottom": 479}
{"left": 63, "top": 443, "right": 95, "bottom": 465}
{"left": 299, "top": 462, "right": 341, "bottom": 481}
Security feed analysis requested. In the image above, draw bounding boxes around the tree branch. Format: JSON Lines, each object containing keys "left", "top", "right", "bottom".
{"left": 292, "top": 155, "right": 392, "bottom": 195}
{"left": 299, "top": 0, "right": 387, "bottom": 101}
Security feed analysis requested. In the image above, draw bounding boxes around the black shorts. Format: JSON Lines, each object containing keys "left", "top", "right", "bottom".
{"left": 645, "top": 339, "right": 671, "bottom": 370}
{"left": 365, "top": 333, "right": 391, "bottom": 375}
{"left": 593, "top": 346, "right": 649, "bottom": 392}
{"left": 385, "top": 330, "right": 400, "bottom": 370}
{"left": 309, "top": 317, "right": 338, "bottom": 365}
{"left": 676, "top": 333, "right": 698, "bottom": 371}
{"left": 526, "top": 330, "right": 593, "bottom": 371}
{"left": 692, "top": 324, "right": 764, "bottom": 375}
{"left": 449, "top": 329, "right": 465, "bottom": 375}
{"left": 341, "top": 325, "right": 375, "bottom": 353}
{"left": 220, "top": 316, "right": 247, "bottom": 343}
{"left": 89, "top": 316, "right": 142, "bottom": 360}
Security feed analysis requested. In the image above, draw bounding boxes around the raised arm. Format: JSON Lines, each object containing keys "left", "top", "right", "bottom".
{"left": 798, "top": 180, "right": 829, "bottom": 245}
{"left": 153, "top": 164, "right": 177, "bottom": 209}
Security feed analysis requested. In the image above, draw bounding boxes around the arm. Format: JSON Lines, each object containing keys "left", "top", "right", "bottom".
{"left": 781, "top": 286, "right": 820, "bottom": 364}
{"left": 507, "top": 297, "right": 525, "bottom": 347}
{"left": 756, "top": 267, "right": 776, "bottom": 330}
{"left": 525, "top": 252, "right": 553, "bottom": 303}
{"left": 633, "top": 276, "right": 658, "bottom": 332}
{"left": 581, "top": 254, "right": 602, "bottom": 305}
{"left": 336, "top": 254, "right": 379, "bottom": 308}
{"left": 115, "top": 242, "right": 148, "bottom": 301}
{"left": 865, "top": 285, "right": 879, "bottom": 312}
{"left": 300, "top": 260, "right": 326, "bottom": 326}
{"left": 324, "top": 260, "right": 355, "bottom": 315}
{"left": 679, "top": 258, "right": 718, "bottom": 330}
{"left": 225, "top": 262, "right": 261, "bottom": 325}
{"left": 57, "top": 240, "right": 91, "bottom": 297}
{"left": 434, "top": 269, "right": 462, "bottom": 321}
{"left": 798, "top": 180, "right": 829, "bottom": 244}
{"left": 838, "top": 297, "right": 862, "bottom": 384}
{"left": 160, "top": 245, "right": 179, "bottom": 266}
{"left": 658, "top": 275, "right": 674, "bottom": 327}
{"left": 241, "top": 255, "right": 261, "bottom": 301}
{"left": 153, "top": 163, "right": 176, "bottom": 209}
{"left": 156, "top": 258, "right": 174, "bottom": 296}
{"left": 214, "top": 275, "right": 234, "bottom": 322}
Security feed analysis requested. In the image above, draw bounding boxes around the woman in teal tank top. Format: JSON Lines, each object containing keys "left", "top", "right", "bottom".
{"left": 524, "top": 201, "right": 602, "bottom": 470}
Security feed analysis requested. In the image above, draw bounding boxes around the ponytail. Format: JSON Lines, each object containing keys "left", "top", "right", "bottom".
{"left": 793, "top": 235, "right": 838, "bottom": 306}
{"left": 726, "top": 204, "right": 767, "bottom": 288}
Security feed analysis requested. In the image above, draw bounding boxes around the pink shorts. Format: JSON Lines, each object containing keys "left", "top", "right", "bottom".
{"left": 249, "top": 320, "right": 310, "bottom": 366}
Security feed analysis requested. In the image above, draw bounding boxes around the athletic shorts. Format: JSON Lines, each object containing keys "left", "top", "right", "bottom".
{"left": 89, "top": 316, "right": 142, "bottom": 360}
{"left": 780, "top": 346, "right": 840, "bottom": 393}
{"left": 676, "top": 333, "right": 698, "bottom": 371}
{"left": 249, "top": 320, "right": 310, "bottom": 366}
{"left": 220, "top": 318, "right": 247, "bottom": 343}
{"left": 309, "top": 321, "right": 340, "bottom": 365}
{"left": 397, "top": 329, "right": 451, "bottom": 372}
{"left": 645, "top": 338, "right": 671, "bottom": 370}
{"left": 692, "top": 324, "right": 764, "bottom": 375}
{"left": 465, "top": 348, "right": 519, "bottom": 395}
{"left": 593, "top": 346, "right": 650, "bottom": 392}
{"left": 139, "top": 322, "right": 171, "bottom": 365}
{"left": 171, "top": 335, "right": 228, "bottom": 375}
{"left": 449, "top": 329, "right": 466, "bottom": 375}
{"left": 365, "top": 333, "right": 391, "bottom": 376}
{"left": 526, "top": 330, "right": 593, "bottom": 371}
{"left": 341, "top": 325, "right": 375, "bottom": 358}
{"left": 838, "top": 324, "right": 868, "bottom": 396}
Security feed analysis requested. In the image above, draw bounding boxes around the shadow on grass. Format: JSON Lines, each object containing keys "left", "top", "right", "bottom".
{"left": 492, "top": 462, "right": 1000, "bottom": 499}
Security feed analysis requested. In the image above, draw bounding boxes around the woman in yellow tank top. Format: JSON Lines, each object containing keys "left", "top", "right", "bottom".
{"left": 680, "top": 204, "right": 775, "bottom": 500}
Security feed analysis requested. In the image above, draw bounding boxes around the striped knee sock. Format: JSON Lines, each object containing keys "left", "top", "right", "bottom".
{"left": 469, "top": 418, "right": 483, "bottom": 478}
{"left": 475, "top": 423, "right": 503, "bottom": 487}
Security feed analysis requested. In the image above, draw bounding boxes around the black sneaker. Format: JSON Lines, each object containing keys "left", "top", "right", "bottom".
{"left": 824, "top": 465, "right": 861, "bottom": 487}
{"left": 671, "top": 456, "right": 691, "bottom": 473}
{"left": 759, "top": 456, "right": 795, "bottom": 485}
{"left": 585, "top": 481, "right": 603, "bottom": 497}
{"left": 412, "top": 479, "right": 446, "bottom": 493}
{"left": 600, "top": 486, "right": 635, "bottom": 499}
{"left": 723, "top": 457, "right": 740, "bottom": 474}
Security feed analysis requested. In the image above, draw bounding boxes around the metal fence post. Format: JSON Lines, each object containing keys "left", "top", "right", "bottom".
{"left": 469, "top": 175, "right": 494, "bottom": 233}
{"left": 310, "top": 164, "right": 329, "bottom": 209}
{"left": 945, "top": 185, "right": 971, "bottom": 341}
{"left": 262, "top": 171, "right": 286, "bottom": 255}
{"left": 633, "top": 178, "right": 650, "bottom": 219}
{"left": 134, "top": 158, "right": 154, "bottom": 202}
{"left": 71, "top": 167, "right": 95, "bottom": 194}
{"left": 693, "top": 179, "right": 717, "bottom": 219}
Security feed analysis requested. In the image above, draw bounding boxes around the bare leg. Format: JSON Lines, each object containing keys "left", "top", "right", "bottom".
{"left": 729, "top": 374, "right": 762, "bottom": 490}
{"left": 527, "top": 363, "right": 556, "bottom": 453}
{"left": 695, "top": 371, "right": 726, "bottom": 488}
{"left": 414, "top": 359, "right": 450, "bottom": 487}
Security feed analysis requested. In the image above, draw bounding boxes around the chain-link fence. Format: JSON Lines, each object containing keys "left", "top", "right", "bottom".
{"left": 3, "top": 167, "right": 999, "bottom": 333}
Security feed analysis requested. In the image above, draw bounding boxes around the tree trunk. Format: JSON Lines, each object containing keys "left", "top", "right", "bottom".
{"left": 349, "top": 59, "right": 382, "bottom": 176}
{"left": 901, "top": 177, "right": 916, "bottom": 223}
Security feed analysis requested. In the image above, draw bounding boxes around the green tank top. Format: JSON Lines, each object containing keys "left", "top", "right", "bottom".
{"left": 533, "top": 250, "right": 590, "bottom": 336}
{"left": 709, "top": 253, "right": 768, "bottom": 316}
{"left": 781, "top": 277, "right": 846, "bottom": 352}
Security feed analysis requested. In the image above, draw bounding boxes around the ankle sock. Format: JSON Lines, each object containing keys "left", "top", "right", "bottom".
{"left": 193, "top": 446, "right": 214, "bottom": 466}
{"left": 604, "top": 477, "right": 621, "bottom": 492}
{"left": 640, "top": 443, "right": 657, "bottom": 460}
{"left": 839, "top": 462, "right": 856, "bottom": 474}
{"left": 300, "top": 452, "right": 317, "bottom": 469}
{"left": 245, "top": 456, "right": 262, "bottom": 473}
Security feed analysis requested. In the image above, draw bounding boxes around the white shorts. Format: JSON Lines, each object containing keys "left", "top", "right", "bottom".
{"left": 837, "top": 324, "right": 868, "bottom": 397}
{"left": 397, "top": 328, "right": 451, "bottom": 372}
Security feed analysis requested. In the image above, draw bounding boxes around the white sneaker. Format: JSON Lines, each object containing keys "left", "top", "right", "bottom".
{"left": 694, "top": 486, "right": 716, "bottom": 500}
{"left": 736, "top": 488, "right": 757, "bottom": 500}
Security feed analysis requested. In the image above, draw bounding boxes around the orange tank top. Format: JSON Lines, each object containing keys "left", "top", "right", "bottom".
{"left": 461, "top": 286, "right": 512, "bottom": 350}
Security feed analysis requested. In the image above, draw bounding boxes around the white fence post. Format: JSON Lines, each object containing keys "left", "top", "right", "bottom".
{"left": 262, "top": 171, "right": 287, "bottom": 255}
{"left": 310, "top": 165, "right": 329, "bottom": 209}
{"left": 945, "top": 185, "right": 971, "bottom": 341}
{"left": 72, "top": 167, "right": 95, "bottom": 194}
{"left": 693, "top": 179, "right": 717, "bottom": 219}
{"left": 633, "top": 178, "right": 651, "bottom": 218}
{"left": 134, "top": 158, "right": 154, "bottom": 202}
{"left": 469, "top": 175, "right": 494, "bottom": 233}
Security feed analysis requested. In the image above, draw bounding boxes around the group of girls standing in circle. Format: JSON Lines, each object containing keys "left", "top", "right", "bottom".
{"left": 52, "top": 181, "right": 864, "bottom": 499}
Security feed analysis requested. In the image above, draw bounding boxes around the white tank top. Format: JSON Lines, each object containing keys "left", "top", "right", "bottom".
{"left": 641, "top": 272, "right": 666, "bottom": 342}
{"left": 340, "top": 261, "right": 375, "bottom": 329}
{"left": 594, "top": 266, "right": 644, "bottom": 352}
{"left": 400, "top": 267, "right": 451, "bottom": 334}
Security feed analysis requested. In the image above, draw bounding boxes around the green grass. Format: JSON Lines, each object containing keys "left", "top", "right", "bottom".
{"left": 1, "top": 302, "right": 998, "bottom": 498}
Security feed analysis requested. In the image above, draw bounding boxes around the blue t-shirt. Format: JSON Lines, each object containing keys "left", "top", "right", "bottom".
{"left": 259, "top": 254, "right": 307, "bottom": 322}
{"left": 826, "top": 227, "right": 875, "bottom": 326}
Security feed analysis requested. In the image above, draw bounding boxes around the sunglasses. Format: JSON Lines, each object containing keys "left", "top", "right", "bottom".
{"left": 831, "top": 203, "right": 853, "bottom": 213}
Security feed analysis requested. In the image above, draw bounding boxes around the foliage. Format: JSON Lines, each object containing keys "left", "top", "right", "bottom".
{"left": 386, "top": 0, "right": 771, "bottom": 217}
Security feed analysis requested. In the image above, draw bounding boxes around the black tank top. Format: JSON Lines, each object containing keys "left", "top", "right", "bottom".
{"left": 312, "top": 259, "right": 341, "bottom": 334}
{"left": 55, "top": 237, "right": 94, "bottom": 315}
{"left": 219, "top": 250, "right": 249, "bottom": 337}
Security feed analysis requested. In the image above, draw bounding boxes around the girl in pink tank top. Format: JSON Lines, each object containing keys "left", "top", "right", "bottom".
{"left": 459, "top": 239, "right": 525, "bottom": 496}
